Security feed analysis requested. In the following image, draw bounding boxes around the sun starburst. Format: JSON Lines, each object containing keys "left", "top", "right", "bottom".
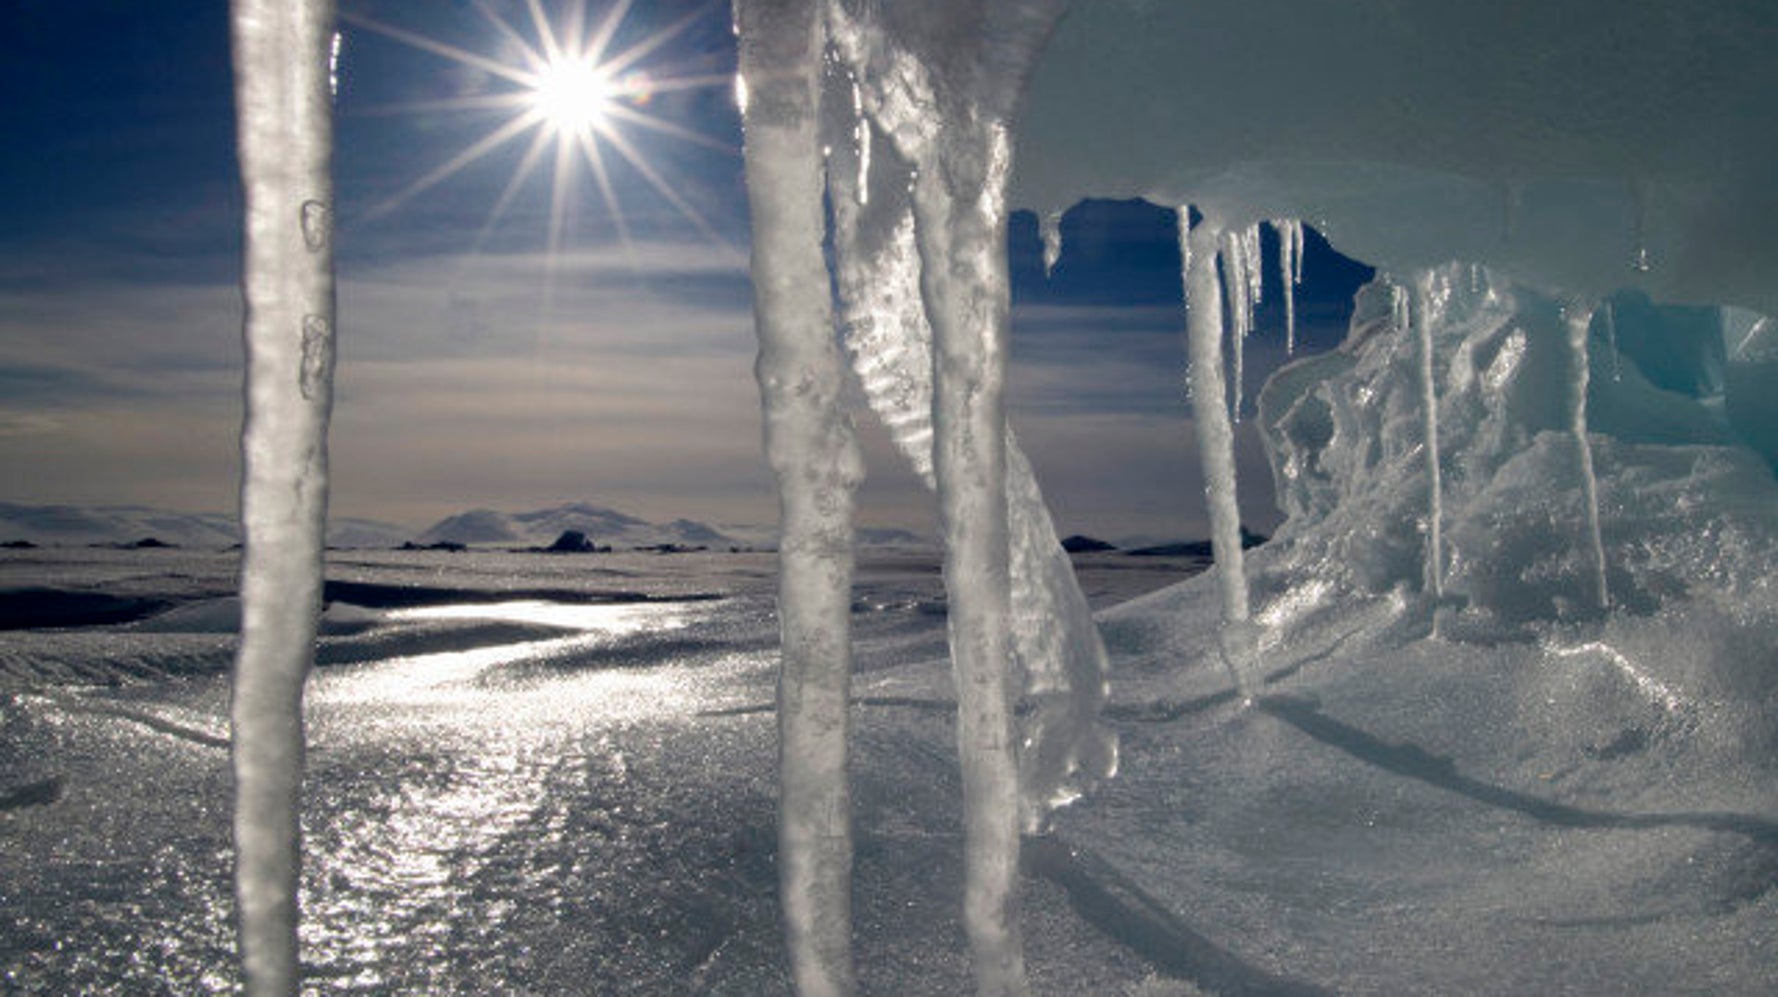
{"left": 340, "top": 0, "right": 735, "bottom": 260}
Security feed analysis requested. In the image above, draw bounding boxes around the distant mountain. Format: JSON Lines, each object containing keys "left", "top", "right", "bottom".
{"left": 856, "top": 526, "right": 929, "bottom": 547}
{"left": 415, "top": 502, "right": 742, "bottom": 550}
{"left": 1123, "top": 526, "right": 1267, "bottom": 557}
{"left": 0, "top": 502, "right": 410, "bottom": 549}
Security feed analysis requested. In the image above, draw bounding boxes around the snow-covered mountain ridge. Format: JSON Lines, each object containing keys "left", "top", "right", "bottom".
{"left": 0, "top": 503, "right": 407, "bottom": 550}
{"left": 414, "top": 502, "right": 741, "bottom": 549}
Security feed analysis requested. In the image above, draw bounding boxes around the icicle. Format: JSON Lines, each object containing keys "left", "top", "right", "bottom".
{"left": 736, "top": 2, "right": 863, "bottom": 992}
{"left": 1039, "top": 208, "right": 1063, "bottom": 278}
{"left": 228, "top": 0, "right": 338, "bottom": 992}
{"left": 1241, "top": 223, "right": 1263, "bottom": 310}
{"left": 1274, "top": 218, "right": 1302, "bottom": 354}
{"left": 1564, "top": 301, "right": 1611, "bottom": 611}
{"left": 826, "top": 161, "right": 1112, "bottom": 834}
{"left": 1182, "top": 211, "right": 1253, "bottom": 697}
{"left": 908, "top": 123, "right": 1028, "bottom": 996}
{"left": 822, "top": 5, "right": 1075, "bottom": 989}
{"left": 1410, "top": 273, "right": 1444, "bottom": 603}
{"left": 1219, "top": 229, "right": 1252, "bottom": 422}
{"left": 850, "top": 76, "right": 870, "bottom": 206}
{"left": 1603, "top": 298, "right": 1622, "bottom": 381}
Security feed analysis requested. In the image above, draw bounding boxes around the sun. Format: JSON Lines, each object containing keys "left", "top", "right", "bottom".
{"left": 339, "top": 0, "right": 735, "bottom": 257}
{"left": 533, "top": 57, "right": 614, "bottom": 134}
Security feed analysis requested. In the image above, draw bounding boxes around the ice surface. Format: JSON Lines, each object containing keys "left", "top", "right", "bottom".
{"left": 228, "top": 0, "right": 339, "bottom": 992}
{"left": 735, "top": 1, "right": 864, "bottom": 990}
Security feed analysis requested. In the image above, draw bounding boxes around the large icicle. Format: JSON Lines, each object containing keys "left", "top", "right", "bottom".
{"left": 826, "top": 2, "right": 1067, "bottom": 990}
{"left": 824, "top": 106, "right": 1113, "bottom": 836}
{"left": 228, "top": 1, "right": 338, "bottom": 992}
{"left": 1181, "top": 210, "right": 1253, "bottom": 696}
{"left": 1564, "top": 301, "right": 1611, "bottom": 611}
{"left": 735, "top": 2, "right": 863, "bottom": 993}
{"left": 910, "top": 122, "right": 1026, "bottom": 997}
{"left": 1409, "top": 273, "right": 1444, "bottom": 602}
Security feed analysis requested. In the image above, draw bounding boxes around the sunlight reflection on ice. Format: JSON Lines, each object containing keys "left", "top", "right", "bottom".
{"left": 315, "top": 600, "right": 704, "bottom": 717}
{"left": 298, "top": 597, "right": 761, "bottom": 983}
{"left": 385, "top": 599, "right": 686, "bottom": 633}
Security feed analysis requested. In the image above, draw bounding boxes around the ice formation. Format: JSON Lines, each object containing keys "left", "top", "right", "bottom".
{"left": 823, "top": 66, "right": 1113, "bottom": 833}
{"left": 228, "top": 0, "right": 339, "bottom": 993}
{"left": 1274, "top": 218, "right": 1304, "bottom": 355}
{"left": 1409, "top": 274, "right": 1444, "bottom": 602}
{"left": 1178, "top": 212, "right": 1252, "bottom": 695}
{"left": 734, "top": 1, "right": 864, "bottom": 992}
{"left": 1563, "top": 301, "right": 1611, "bottom": 611}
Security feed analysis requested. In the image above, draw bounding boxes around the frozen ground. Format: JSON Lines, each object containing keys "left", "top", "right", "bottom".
{"left": 2, "top": 545, "right": 1771, "bottom": 993}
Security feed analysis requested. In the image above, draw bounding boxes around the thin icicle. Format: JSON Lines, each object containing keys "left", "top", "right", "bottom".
{"left": 1219, "top": 228, "right": 1252, "bottom": 422}
{"left": 736, "top": 2, "right": 862, "bottom": 993}
{"left": 1274, "top": 218, "right": 1302, "bottom": 354}
{"left": 1241, "top": 223, "right": 1263, "bottom": 311}
{"left": 1603, "top": 298, "right": 1622, "bottom": 381}
{"left": 1410, "top": 272, "right": 1444, "bottom": 602}
{"left": 1182, "top": 210, "right": 1252, "bottom": 697}
{"left": 850, "top": 76, "right": 870, "bottom": 206}
{"left": 228, "top": 0, "right": 338, "bottom": 992}
{"left": 1564, "top": 301, "right": 1611, "bottom": 611}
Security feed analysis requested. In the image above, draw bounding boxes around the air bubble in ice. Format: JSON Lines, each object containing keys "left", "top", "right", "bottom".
{"left": 300, "top": 315, "right": 332, "bottom": 400}
{"left": 300, "top": 200, "right": 331, "bottom": 251}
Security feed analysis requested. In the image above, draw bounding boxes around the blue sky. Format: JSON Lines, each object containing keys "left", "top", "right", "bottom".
{"left": 0, "top": 1, "right": 1370, "bottom": 541}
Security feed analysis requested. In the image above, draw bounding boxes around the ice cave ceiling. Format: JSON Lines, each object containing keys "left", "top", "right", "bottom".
{"left": 1014, "top": 0, "right": 1778, "bottom": 317}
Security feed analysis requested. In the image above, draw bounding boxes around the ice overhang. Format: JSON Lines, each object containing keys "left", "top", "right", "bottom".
{"left": 1013, "top": 0, "right": 1778, "bottom": 315}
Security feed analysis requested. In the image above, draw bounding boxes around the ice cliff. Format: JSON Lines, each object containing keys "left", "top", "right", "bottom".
{"left": 1016, "top": 0, "right": 1778, "bottom": 317}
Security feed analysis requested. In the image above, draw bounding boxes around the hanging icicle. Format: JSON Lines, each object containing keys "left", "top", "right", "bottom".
{"left": 736, "top": 2, "right": 864, "bottom": 992}
{"left": 1564, "top": 301, "right": 1612, "bottom": 611}
{"left": 1219, "top": 228, "right": 1253, "bottom": 422}
{"left": 227, "top": 0, "right": 338, "bottom": 992}
{"left": 1182, "top": 209, "right": 1253, "bottom": 697}
{"left": 1273, "top": 218, "right": 1303, "bottom": 355}
{"left": 1410, "top": 272, "right": 1444, "bottom": 604}
{"left": 825, "top": 3, "right": 1069, "bottom": 990}
{"left": 850, "top": 75, "right": 871, "bottom": 206}
{"left": 1603, "top": 298, "right": 1623, "bottom": 381}
{"left": 822, "top": 85, "right": 1112, "bottom": 839}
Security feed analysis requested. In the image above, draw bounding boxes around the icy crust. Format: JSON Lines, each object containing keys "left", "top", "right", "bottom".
{"left": 1076, "top": 271, "right": 1778, "bottom": 988}
{"left": 1253, "top": 265, "right": 1778, "bottom": 714}
{"left": 1015, "top": 0, "right": 1778, "bottom": 316}
{"left": 1080, "top": 567, "right": 1777, "bottom": 993}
